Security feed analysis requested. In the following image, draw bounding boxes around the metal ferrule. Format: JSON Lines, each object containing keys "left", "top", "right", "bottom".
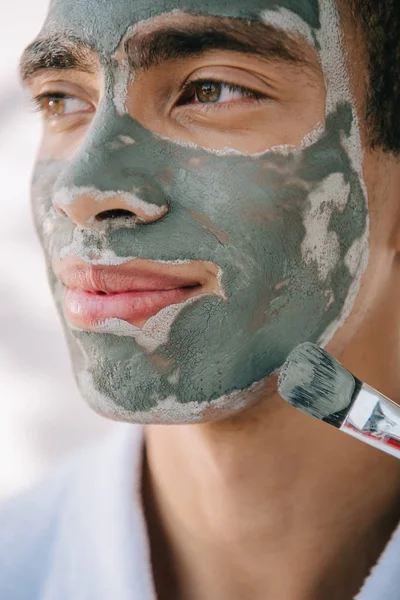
{"left": 341, "top": 385, "right": 400, "bottom": 459}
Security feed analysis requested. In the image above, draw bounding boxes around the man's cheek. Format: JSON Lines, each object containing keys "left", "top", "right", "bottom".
{"left": 32, "top": 162, "right": 74, "bottom": 264}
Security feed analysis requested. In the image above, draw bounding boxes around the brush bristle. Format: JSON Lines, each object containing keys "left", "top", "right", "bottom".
{"left": 278, "top": 343, "right": 357, "bottom": 423}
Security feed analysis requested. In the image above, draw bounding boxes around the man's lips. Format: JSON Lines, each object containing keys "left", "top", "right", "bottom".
{"left": 64, "top": 286, "right": 201, "bottom": 328}
{"left": 60, "top": 265, "right": 203, "bottom": 294}
{"left": 55, "top": 261, "right": 212, "bottom": 329}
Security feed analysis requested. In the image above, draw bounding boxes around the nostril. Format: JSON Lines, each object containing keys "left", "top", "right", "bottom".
{"left": 95, "top": 209, "right": 136, "bottom": 221}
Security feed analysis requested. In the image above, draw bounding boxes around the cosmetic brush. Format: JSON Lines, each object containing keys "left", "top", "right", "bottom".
{"left": 278, "top": 342, "right": 400, "bottom": 459}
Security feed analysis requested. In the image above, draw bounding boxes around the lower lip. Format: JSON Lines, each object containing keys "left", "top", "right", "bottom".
{"left": 64, "top": 286, "right": 201, "bottom": 329}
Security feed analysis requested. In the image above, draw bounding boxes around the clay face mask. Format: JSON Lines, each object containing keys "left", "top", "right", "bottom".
{"left": 26, "top": 0, "right": 369, "bottom": 423}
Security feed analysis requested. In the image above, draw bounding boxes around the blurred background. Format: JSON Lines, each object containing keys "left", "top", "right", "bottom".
{"left": 0, "top": 1, "right": 111, "bottom": 499}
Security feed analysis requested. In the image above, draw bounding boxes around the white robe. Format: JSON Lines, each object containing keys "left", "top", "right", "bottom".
{"left": 0, "top": 424, "right": 398, "bottom": 599}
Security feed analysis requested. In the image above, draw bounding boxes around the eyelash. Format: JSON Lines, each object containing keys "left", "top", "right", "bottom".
{"left": 177, "top": 78, "right": 266, "bottom": 106}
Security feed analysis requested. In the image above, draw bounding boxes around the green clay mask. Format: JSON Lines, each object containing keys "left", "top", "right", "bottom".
{"left": 29, "top": 0, "right": 369, "bottom": 423}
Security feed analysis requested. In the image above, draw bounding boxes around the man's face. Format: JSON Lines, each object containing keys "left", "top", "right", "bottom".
{"left": 22, "top": 0, "right": 369, "bottom": 423}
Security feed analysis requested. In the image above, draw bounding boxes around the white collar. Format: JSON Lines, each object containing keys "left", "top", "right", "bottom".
{"left": 41, "top": 424, "right": 156, "bottom": 600}
{"left": 356, "top": 521, "right": 400, "bottom": 599}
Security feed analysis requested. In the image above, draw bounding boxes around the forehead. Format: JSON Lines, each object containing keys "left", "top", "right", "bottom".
{"left": 43, "top": 0, "right": 321, "bottom": 55}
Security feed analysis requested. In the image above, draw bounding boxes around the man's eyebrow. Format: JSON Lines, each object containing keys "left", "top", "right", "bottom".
{"left": 20, "top": 34, "right": 95, "bottom": 83}
{"left": 127, "top": 18, "right": 314, "bottom": 72}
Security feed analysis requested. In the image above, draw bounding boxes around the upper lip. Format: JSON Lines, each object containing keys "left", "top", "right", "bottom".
{"left": 55, "top": 260, "right": 203, "bottom": 295}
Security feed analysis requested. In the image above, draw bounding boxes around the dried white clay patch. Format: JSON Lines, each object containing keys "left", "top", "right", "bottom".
{"left": 111, "top": 40, "right": 133, "bottom": 116}
{"left": 167, "top": 369, "right": 180, "bottom": 386}
{"left": 113, "top": 61, "right": 131, "bottom": 116}
{"left": 94, "top": 294, "right": 209, "bottom": 352}
{"left": 106, "top": 135, "right": 136, "bottom": 150}
{"left": 324, "top": 232, "right": 370, "bottom": 345}
{"left": 301, "top": 173, "right": 350, "bottom": 281}
{"left": 54, "top": 185, "right": 167, "bottom": 219}
{"left": 58, "top": 243, "right": 132, "bottom": 266}
{"left": 261, "top": 7, "right": 316, "bottom": 47}
{"left": 154, "top": 123, "right": 325, "bottom": 158}
{"left": 130, "top": 388, "right": 251, "bottom": 424}
{"left": 313, "top": 0, "right": 366, "bottom": 192}
{"left": 42, "top": 209, "right": 57, "bottom": 238}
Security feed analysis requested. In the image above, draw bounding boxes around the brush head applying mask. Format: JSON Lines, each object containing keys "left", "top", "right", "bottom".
{"left": 279, "top": 343, "right": 400, "bottom": 459}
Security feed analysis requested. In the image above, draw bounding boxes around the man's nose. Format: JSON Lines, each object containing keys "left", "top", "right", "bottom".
{"left": 53, "top": 179, "right": 168, "bottom": 228}
{"left": 52, "top": 115, "right": 169, "bottom": 228}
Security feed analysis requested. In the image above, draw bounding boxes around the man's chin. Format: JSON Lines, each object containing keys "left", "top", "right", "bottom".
{"left": 75, "top": 369, "right": 270, "bottom": 426}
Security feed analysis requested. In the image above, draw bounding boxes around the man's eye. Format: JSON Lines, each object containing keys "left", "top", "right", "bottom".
{"left": 32, "top": 93, "right": 94, "bottom": 118}
{"left": 178, "top": 80, "right": 265, "bottom": 106}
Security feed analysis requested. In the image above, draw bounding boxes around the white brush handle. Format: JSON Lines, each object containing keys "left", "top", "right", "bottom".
{"left": 341, "top": 385, "right": 400, "bottom": 460}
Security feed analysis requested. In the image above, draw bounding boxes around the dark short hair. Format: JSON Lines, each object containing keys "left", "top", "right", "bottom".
{"left": 350, "top": 0, "right": 400, "bottom": 154}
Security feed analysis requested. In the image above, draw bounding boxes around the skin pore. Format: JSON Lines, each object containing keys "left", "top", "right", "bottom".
{"left": 21, "top": 0, "right": 400, "bottom": 598}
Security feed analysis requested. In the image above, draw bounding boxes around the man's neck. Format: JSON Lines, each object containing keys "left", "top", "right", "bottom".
{"left": 143, "top": 385, "right": 400, "bottom": 600}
